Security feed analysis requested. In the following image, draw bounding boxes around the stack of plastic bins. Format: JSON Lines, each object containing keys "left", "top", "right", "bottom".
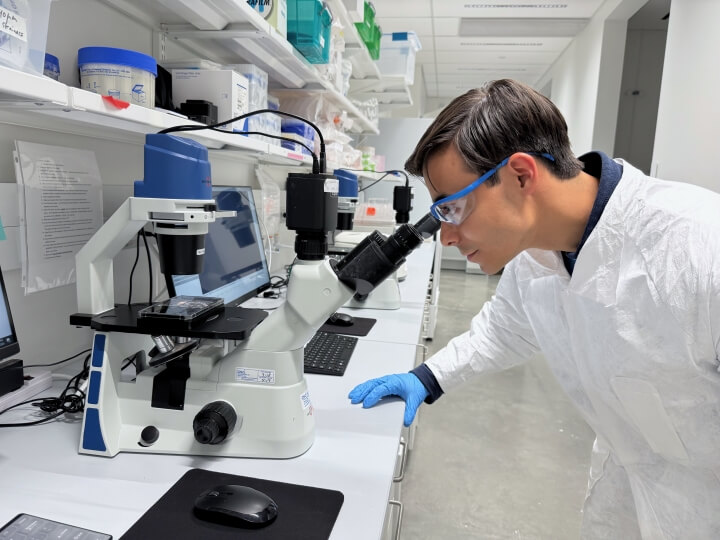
{"left": 354, "top": 1, "right": 375, "bottom": 42}
{"left": 287, "top": 0, "right": 333, "bottom": 64}
{"left": 375, "top": 32, "right": 422, "bottom": 85}
{"left": 354, "top": 1, "right": 381, "bottom": 60}
{"left": 366, "top": 24, "right": 382, "bottom": 60}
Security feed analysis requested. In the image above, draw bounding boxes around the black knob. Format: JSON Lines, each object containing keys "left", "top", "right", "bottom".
{"left": 193, "top": 401, "right": 237, "bottom": 445}
{"left": 139, "top": 425, "right": 159, "bottom": 447}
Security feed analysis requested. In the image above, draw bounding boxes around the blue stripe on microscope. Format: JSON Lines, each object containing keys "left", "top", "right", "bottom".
{"left": 91, "top": 334, "right": 106, "bottom": 368}
{"left": 88, "top": 371, "right": 102, "bottom": 405}
{"left": 82, "top": 408, "right": 107, "bottom": 452}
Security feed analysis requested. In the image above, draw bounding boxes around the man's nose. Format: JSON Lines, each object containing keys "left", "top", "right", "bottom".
{"left": 440, "top": 222, "right": 459, "bottom": 246}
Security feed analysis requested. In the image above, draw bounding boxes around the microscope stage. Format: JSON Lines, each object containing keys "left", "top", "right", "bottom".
{"left": 70, "top": 304, "right": 268, "bottom": 340}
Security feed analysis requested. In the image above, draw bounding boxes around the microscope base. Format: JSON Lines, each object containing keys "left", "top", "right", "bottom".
{"left": 79, "top": 332, "right": 315, "bottom": 459}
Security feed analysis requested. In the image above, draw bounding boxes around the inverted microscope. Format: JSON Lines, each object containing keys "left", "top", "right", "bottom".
{"left": 71, "top": 129, "right": 439, "bottom": 459}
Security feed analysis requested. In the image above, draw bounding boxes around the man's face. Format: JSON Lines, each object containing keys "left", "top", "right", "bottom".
{"left": 425, "top": 145, "right": 529, "bottom": 275}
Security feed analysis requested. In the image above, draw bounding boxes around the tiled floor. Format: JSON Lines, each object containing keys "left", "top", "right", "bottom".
{"left": 400, "top": 270, "right": 595, "bottom": 539}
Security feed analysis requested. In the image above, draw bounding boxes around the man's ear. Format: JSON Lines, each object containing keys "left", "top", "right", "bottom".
{"left": 506, "top": 152, "right": 540, "bottom": 193}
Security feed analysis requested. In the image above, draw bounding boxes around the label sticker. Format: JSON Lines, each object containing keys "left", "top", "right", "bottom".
{"left": 0, "top": 7, "right": 28, "bottom": 43}
{"left": 196, "top": 248, "right": 205, "bottom": 256}
{"left": 324, "top": 178, "right": 339, "bottom": 194}
{"left": 300, "top": 390, "right": 313, "bottom": 416}
{"left": 236, "top": 367, "right": 275, "bottom": 384}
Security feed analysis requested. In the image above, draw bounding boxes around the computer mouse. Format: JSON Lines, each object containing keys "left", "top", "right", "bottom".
{"left": 328, "top": 312, "right": 355, "bottom": 327}
{"left": 193, "top": 484, "right": 278, "bottom": 528}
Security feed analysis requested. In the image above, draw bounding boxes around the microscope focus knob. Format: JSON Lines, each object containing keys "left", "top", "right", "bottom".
{"left": 193, "top": 401, "right": 237, "bottom": 445}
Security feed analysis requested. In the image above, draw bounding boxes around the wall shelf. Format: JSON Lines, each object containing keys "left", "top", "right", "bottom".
{"left": 0, "top": 66, "right": 306, "bottom": 164}
{"left": 350, "top": 77, "right": 413, "bottom": 107}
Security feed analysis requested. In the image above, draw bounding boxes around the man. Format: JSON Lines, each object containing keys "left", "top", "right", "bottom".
{"left": 348, "top": 79, "right": 720, "bottom": 538}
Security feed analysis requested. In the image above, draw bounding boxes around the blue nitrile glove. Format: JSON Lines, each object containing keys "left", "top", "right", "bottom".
{"left": 348, "top": 373, "right": 429, "bottom": 427}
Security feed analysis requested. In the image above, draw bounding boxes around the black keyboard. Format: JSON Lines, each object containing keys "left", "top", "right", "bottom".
{"left": 304, "top": 331, "right": 358, "bottom": 376}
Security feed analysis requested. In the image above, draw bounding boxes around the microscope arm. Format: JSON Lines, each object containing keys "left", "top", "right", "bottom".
{"left": 75, "top": 197, "right": 227, "bottom": 315}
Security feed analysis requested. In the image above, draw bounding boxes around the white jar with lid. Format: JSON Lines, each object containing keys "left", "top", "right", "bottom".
{"left": 78, "top": 47, "right": 157, "bottom": 108}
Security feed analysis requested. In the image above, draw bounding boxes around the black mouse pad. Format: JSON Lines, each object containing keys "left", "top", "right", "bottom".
{"left": 120, "top": 468, "right": 344, "bottom": 540}
{"left": 319, "top": 316, "right": 376, "bottom": 337}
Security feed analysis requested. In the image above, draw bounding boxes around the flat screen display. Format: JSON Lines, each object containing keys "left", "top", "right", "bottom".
{"left": 169, "top": 186, "right": 271, "bottom": 306}
{"left": 0, "top": 265, "right": 20, "bottom": 361}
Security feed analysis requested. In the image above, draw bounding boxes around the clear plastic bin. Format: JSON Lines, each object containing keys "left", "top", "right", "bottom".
{"left": 375, "top": 32, "right": 421, "bottom": 85}
{"left": 287, "top": 0, "right": 332, "bottom": 64}
{"left": 0, "top": 0, "right": 52, "bottom": 75}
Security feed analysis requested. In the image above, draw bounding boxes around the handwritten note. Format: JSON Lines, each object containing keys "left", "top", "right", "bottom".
{"left": 0, "top": 6, "right": 27, "bottom": 43}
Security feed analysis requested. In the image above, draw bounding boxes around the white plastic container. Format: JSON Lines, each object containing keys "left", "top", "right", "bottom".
{"left": 375, "top": 32, "right": 421, "bottom": 85}
{"left": 0, "top": 0, "right": 52, "bottom": 75}
{"left": 78, "top": 47, "right": 157, "bottom": 108}
{"left": 172, "top": 69, "right": 249, "bottom": 131}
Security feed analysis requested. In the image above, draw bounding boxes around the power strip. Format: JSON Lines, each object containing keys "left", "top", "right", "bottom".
{"left": 0, "top": 369, "right": 53, "bottom": 412}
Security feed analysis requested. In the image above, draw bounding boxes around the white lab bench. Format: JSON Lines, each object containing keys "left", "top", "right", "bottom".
{"left": 0, "top": 242, "right": 439, "bottom": 540}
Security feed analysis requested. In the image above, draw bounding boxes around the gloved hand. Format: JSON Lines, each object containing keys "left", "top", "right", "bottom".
{"left": 348, "top": 373, "right": 429, "bottom": 427}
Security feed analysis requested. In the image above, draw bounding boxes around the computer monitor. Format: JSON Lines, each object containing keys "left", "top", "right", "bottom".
{"left": 0, "top": 264, "right": 20, "bottom": 361}
{"left": 167, "top": 186, "right": 271, "bottom": 306}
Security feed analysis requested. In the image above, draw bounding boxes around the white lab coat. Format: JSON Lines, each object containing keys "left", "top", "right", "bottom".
{"left": 426, "top": 160, "right": 720, "bottom": 539}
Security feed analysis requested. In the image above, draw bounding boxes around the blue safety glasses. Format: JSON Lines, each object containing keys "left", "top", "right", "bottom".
{"left": 429, "top": 152, "right": 555, "bottom": 225}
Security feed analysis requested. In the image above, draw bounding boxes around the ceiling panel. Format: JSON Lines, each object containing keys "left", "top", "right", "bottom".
{"left": 432, "top": 36, "right": 571, "bottom": 52}
{"left": 429, "top": 0, "right": 604, "bottom": 19}
{"left": 374, "top": 17, "right": 434, "bottom": 35}
{"left": 374, "top": 17, "right": 460, "bottom": 36}
{"left": 423, "top": 63, "right": 547, "bottom": 76}
{"left": 433, "top": 18, "right": 461, "bottom": 36}
{"left": 372, "top": 0, "right": 432, "bottom": 18}
{"left": 420, "top": 50, "right": 559, "bottom": 65}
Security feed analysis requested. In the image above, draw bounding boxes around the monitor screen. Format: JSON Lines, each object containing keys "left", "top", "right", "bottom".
{"left": 169, "top": 186, "right": 271, "bottom": 306}
{"left": 0, "top": 265, "right": 20, "bottom": 361}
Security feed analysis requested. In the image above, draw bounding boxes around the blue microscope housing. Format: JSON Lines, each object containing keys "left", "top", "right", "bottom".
{"left": 134, "top": 134, "right": 212, "bottom": 199}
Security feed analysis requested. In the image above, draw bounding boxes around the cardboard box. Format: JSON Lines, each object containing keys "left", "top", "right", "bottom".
{"left": 172, "top": 69, "right": 249, "bottom": 131}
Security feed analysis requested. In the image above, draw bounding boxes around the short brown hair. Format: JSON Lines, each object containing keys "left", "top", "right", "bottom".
{"left": 405, "top": 79, "right": 583, "bottom": 186}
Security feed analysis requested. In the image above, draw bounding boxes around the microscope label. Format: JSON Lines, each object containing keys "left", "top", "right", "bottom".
{"left": 235, "top": 367, "right": 276, "bottom": 384}
{"left": 300, "top": 391, "right": 313, "bottom": 415}
{"left": 324, "top": 179, "right": 339, "bottom": 193}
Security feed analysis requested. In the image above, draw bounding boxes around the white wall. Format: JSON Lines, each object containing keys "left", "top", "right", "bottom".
{"left": 652, "top": 1, "right": 720, "bottom": 192}
{"left": 614, "top": 28, "right": 667, "bottom": 174}
{"left": 536, "top": 0, "right": 645, "bottom": 155}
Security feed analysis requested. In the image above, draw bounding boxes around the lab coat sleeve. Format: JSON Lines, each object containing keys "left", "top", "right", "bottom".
{"left": 425, "top": 259, "right": 540, "bottom": 392}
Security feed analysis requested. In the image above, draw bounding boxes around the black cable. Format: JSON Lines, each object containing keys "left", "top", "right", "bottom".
{"left": 23, "top": 348, "right": 92, "bottom": 369}
{"left": 338, "top": 168, "right": 410, "bottom": 186}
{"left": 141, "top": 229, "right": 153, "bottom": 304}
{"left": 157, "top": 109, "right": 327, "bottom": 174}
{"left": 0, "top": 353, "right": 90, "bottom": 427}
{"left": 167, "top": 125, "right": 317, "bottom": 173}
{"left": 359, "top": 172, "right": 392, "bottom": 192}
{"left": 128, "top": 232, "right": 141, "bottom": 305}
